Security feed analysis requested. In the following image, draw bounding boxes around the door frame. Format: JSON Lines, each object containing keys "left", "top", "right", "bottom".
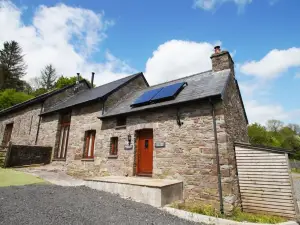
{"left": 135, "top": 129, "right": 154, "bottom": 176}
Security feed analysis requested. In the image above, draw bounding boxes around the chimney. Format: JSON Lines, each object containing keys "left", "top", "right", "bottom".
{"left": 210, "top": 46, "right": 234, "bottom": 72}
{"left": 76, "top": 73, "right": 80, "bottom": 84}
{"left": 91, "top": 72, "right": 95, "bottom": 88}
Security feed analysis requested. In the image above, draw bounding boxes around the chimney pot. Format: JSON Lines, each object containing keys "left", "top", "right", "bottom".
{"left": 91, "top": 72, "right": 95, "bottom": 88}
{"left": 214, "top": 46, "right": 221, "bottom": 54}
{"left": 76, "top": 73, "right": 80, "bottom": 83}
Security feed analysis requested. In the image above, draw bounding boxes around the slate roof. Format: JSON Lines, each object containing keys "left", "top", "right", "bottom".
{"left": 0, "top": 80, "right": 90, "bottom": 117}
{"left": 41, "top": 72, "right": 146, "bottom": 115}
{"left": 100, "top": 69, "right": 231, "bottom": 118}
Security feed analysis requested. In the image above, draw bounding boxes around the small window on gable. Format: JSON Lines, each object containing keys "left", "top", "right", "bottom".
{"left": 116, "top": 117, "right": 126, "bottom": 127}
{"left": 110, "top": 137, "right": 118, "bottom": 156}
{"left": 83, "top": 130, "right": 96, "bottom": 159}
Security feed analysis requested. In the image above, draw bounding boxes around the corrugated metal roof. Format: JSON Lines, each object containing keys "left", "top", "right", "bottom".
{"left": 101, "top": 69, "right": 231, "bottom": 118}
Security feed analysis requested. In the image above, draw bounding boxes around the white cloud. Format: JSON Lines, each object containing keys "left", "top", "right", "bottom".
{"left": 245, "top": 100, "right": 300, "bottom": 125}
{"left": 240, "top": 47, "right": 300, "bottom": 79}
{"left": 0, "top": 1, "right": 135, "bottom": 86}
{"left": 145, "top": 40, "right": 217, "bottom": 85}
{"left": 193, "top": 0, "right": 252, "bottom": 11}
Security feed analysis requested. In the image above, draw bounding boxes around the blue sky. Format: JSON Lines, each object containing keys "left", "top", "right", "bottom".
{"left": 1, "top": 0, "right": 300, "bottom": 124}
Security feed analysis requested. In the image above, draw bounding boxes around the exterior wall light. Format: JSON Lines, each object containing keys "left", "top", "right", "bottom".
{"left": 128, "top": 134, "right": 131, "bottom": 145}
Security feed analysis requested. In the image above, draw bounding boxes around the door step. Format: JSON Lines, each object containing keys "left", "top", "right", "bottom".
{"left": 84, "top": 176, "right": 183, "bottom": 207}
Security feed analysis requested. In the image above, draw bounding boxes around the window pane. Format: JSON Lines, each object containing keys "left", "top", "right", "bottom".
{"left": 58, "top": 126, "right": 64, "bottom": 158}
{"left": 83, "top": 130, "right": 95, "bottom": 158}
{"left": 62, "top": 126, "right": 68, "bottom": 158}
{"left": 110, "top": 137, "right": 118, "bottom": 155}
{"left": 88, "top": 133, "right": 93, "bottom": 157}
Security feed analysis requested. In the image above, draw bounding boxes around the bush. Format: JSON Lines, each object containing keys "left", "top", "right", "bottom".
{"left": 0, "top": 89, "right": 34, "bottom": 110}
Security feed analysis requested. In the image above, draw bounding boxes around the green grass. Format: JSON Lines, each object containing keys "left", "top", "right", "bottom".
{"left": 170, "top": 202, "right": 286, "bottom": 224}
{"left": 291, "top": 168, "right": 300, "bottom": 173}
{"left": 0, "top": 168, "right": 46, "bottom": 187}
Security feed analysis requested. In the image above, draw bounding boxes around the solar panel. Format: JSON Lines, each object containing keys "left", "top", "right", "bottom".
{"left": 131, "top": 87, "right": 163, "bottom": 106}
{"left": 151, "top": 82, "right": 186, "bottom": 102}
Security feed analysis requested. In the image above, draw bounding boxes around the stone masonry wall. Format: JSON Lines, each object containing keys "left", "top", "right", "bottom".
{"left": 43, "top": 81, "right": 90, "bottom": 111}
{"left": 0, "top": 81, "right": 90, "bottom": 148}
{"left": 36, "top": 113, "right": 60, "bottom": 151}
{"left": 66, "top": 100, "right": 238, "bottom": 212}
{"left": 223, "top": 74, "right": 248, "bottom": 143}
{"left": 221, "top": 73, "right": 249, "bottom": 210}
{"left": 0, "top": 103, "right": 42, "bottom": 145}
{"left": 66, "top": 75, "right": 148, "bottom": 177}
{"left": 65, "top": 102, "right": 104, "bottom": 176}
{"left": 104, "top": 76, "right": 148, "bottom": 112}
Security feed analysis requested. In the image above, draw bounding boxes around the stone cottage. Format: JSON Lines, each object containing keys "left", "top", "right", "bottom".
{"left": 0, "top": 46, "right": 248, "bottom": 212}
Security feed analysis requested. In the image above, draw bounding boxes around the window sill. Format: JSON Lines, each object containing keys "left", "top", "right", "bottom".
{"left": 81, "top": 158, "right": 94, "bottom": 162}
{"left": 52, "top": 158, "right": 66, "bottom": 162}
{"left": 108, "top": 155, "right": 118, "bottom": 159}
{"left": 115, "top": 125, "right": 126, "bottom": 130}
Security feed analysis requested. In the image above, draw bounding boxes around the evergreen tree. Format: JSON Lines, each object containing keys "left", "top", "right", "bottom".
{"left": 40, "top": 64, "right": 57, "bottom": 90}
{"left": 0, "top": 41, "right": 27, "bottom": 91}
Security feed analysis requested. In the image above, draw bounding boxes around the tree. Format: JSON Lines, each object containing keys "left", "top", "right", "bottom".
{"left": 40, "top": 64, "right": 57, "bottom": 90}
{"left": 0, "top": 41, "right": 27, "bottom": 91}
{"left": 0, "top": 89, "right": 33, "bottom": 110}
{"left": 266, "top": 119, "right": 284, "bottom": 132}
{"left": 31, "top": 88, "right": 48, "bottom": 97}
{"left": 248, "top": 123, "right": 272, "bottom": 146}
{"left": 55, "top": 75, "right": 93, "bottom": 89}
{"left": 288, "top": 124, "right": 300, "bottom": 135}
{"left": 55, "top": 76, "right": 78, "bottom": 89}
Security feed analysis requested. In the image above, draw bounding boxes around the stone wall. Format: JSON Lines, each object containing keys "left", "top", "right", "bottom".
{"left": 66, "top": 75, "right": 148, "bottom": 177}
{"left": 6, "top": 144, "right": 52, "bottom": 167}
{"left": 223, "top": 74, "right": 248, "bottom": 143}
{"left": 37, "top": 113, "right": 60, "bottom": 151}
{"left": 43, "top": 81, "right": 90, "bottom": 111}
{"left": 0, "top": 103, "right": 42, "bottom": 145}
{"left": 221, "top": 73, "right": 249, "bottom": 210}
{"left": 66, "top": 99, "right": 238, "bottom": 212}
{"left": 211, "top": 51, "right": 234, "bottom": 73}
{"left": 65, "top": 102, "right": 104, "bottom": 176}
{"left": 104, "top": 75, "right": 148, "bottom": 112}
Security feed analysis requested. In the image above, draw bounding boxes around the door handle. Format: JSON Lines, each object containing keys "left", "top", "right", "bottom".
{"left": 145, "top": 140, "right": 149, "bottom": 149}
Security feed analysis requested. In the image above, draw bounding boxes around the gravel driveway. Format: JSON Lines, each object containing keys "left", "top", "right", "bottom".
{"left": 0, "top": 185, "right": 199, "bottom": 225}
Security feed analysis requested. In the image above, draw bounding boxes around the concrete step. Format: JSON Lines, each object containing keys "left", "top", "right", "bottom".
{"left": 84, "top": 176, "right": 183, "bottom": 207}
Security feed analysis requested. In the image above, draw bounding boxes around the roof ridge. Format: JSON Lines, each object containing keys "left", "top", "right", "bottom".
{"left": 147, "top": 69, "right": 213, "bottom": 88}
{"left": 93, "top": 72, "right": 143, "bottom": 89}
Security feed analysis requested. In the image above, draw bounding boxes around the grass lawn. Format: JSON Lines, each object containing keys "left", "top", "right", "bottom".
{"left": 0, "top": 168, "right": 46, "bottom": 187}
{"left": 170, "top": 202, "right": 286, "bottom": 224}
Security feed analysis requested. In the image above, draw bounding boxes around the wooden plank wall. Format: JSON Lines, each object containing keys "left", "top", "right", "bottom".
{"left": 235, "top": 145, "right": 298, "bottom": 218}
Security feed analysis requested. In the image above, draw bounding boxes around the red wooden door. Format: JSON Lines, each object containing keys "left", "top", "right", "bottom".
{"left": 137, "top": 129, "right": 153, "bottom": 175}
